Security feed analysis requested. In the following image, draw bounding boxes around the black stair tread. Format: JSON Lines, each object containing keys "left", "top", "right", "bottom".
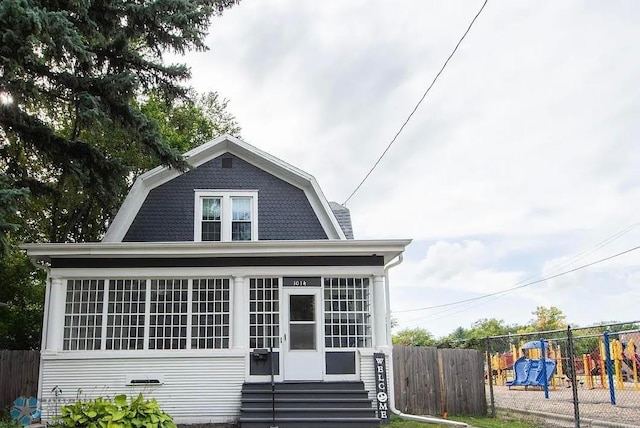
{"left": 243, "top": 389, "right": 367, "bottom": 393}
{"left": 241, "top": 407, "right": 375, "bottom": 411}
{"left": 242, "top": 397, "right": 372, "bottom": 402}
{"left": 240, "top": 417, "right": 380, "bottom": 422}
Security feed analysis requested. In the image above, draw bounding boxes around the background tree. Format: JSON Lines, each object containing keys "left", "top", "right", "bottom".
{"left": 0, "top": 244, "right": 45, "bottom": 349}
{"left": 392, "top": 327, "right": 435, "bottom": 347}
{"left": 519, "top": 306, "right": 567, "bottom": 333}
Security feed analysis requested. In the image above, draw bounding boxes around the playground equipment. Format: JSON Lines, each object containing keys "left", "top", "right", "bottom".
{"left": 506, "top": 341, "right": 557, "bottom": 390}
{"left": 487, "top": 331, "right": 640, "bottom": 400}
{"left": 580, "top": 335, "right": 640, "bottom": 392}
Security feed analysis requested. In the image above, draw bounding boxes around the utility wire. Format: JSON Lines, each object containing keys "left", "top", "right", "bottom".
{"left": 395, "top": 221, "right": 640, "bottom": 315}
{"left": 393, "top": 243, "right": 640, "bottom": 314}
{"left": 343, "top": 0, "right": 489, "bottom": 205}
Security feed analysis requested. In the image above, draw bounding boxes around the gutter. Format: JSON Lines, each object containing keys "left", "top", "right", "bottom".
{"left": 384, "top": 255, "right": 468, "bottom": 427}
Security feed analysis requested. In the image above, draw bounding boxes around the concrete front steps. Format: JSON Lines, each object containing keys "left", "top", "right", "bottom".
{"left": 239, "top": 381, "right": 380, "bottom": 428}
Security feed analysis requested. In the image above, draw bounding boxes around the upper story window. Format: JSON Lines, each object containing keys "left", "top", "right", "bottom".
{"left": 194, "top": 190, "right": 258, "bottom": 242}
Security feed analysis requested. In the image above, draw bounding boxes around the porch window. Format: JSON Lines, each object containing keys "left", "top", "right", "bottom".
{"left": 323, "top": 277, "right": 372, "bottom": 348}
{"left": 106, "top": 279, "right": 146, "bottom": 350}
{"left": 249, "top": 277, "right": 279, "bottom": 349}
{"left": 192, "top": 278, "right": 230, "bottom": 349}
{"left": 63, "top": 280, "right": 104, "bottom": 351}
{"left": 149, "top": 279, "right": 188, "bottom": 350}
{"left": 194, "top": 190, "right": 258, "bottom": 242}
{"left": 62, "top": 278, "right": 230, "bottom": 351}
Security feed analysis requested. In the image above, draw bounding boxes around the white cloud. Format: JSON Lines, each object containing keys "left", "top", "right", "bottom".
{"left": 171, "top": 0, "right": 640, "bottom": 335}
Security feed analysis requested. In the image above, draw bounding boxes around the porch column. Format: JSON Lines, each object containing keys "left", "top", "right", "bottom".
{"left": 232, "top": 275, "right": 246, "bottom": 349}
{"left": 46, "top": 278, "right": 66, "bottom": 351}
{"left": 372, "top": 275, "right": 388, "bottom": 347}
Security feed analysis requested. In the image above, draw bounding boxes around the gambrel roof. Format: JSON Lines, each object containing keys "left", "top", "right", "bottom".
{"left": 103, "top": 135, "right": 348, "bottom": 242}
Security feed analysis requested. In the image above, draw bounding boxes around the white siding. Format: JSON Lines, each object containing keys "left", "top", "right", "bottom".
{"left": 40, "top": 354, "right": 244, "bottom": 424}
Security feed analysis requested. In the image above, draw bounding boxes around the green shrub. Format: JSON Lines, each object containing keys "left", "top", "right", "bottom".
{"left": 0, "top": 419, "right": 22, "bottom": 428}
{"left": 54, "top": 393, "right": 176, "bottom": 428}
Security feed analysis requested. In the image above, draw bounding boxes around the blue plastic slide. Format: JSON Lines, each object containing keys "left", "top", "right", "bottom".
{"left": 506, "top": 357, "right": 556, "bottom": 388}
{"left": 506, "top": 356, "right": 530, "bottom": 387}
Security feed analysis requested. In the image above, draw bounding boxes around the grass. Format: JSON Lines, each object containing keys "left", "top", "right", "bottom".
{"left": 388, "top": 412, "right": 541, "bottom": 428}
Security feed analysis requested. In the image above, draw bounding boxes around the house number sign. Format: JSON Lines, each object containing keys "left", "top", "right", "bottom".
{"left": 282, "top": 276, "right": 321, "bottom": 287}
{"left": 373, "top": 352, "right": 390, "bottom": 423}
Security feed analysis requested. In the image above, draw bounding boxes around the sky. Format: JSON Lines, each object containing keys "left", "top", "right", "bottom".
{"left": 171, "top": 0, "right": 640, "bottom": 337}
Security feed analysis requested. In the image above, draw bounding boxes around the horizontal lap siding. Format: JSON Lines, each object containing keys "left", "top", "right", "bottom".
{"left": 40, "top": 355, "right": 244, "bottom": 423}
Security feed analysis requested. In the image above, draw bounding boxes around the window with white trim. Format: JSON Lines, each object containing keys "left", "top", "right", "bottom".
{"left": 149, "top": 279, "right": 188, "bottom": 350}
{"left": 64, "top": 280, "right": 104, "bottom": 351}
{"left": 106, "top": 279, "right": 146, "bottom": 350}
{"left": 192, "top": 278, "right": 230, "bottom": 349}
{"left": 249, "top": 277, "right": 279, "bottom": 349}
{"left": 62, "top": 278, "right": 231, "bottom": 351}
{"left": 194, "top": 191, "right": 258, "bottom": 242}
{"left": 323, "top": 277, "right": 372, "bottom": 348}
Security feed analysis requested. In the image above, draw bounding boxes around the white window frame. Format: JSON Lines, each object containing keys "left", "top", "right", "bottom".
{"left": 62, "top": 278, "right": 231, "bottom": 351}
{"left": 194, "top": 190, "right": 258, "bottom": 242}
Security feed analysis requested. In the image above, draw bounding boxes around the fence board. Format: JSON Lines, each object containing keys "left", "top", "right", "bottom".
{"left": 0, "top": 350, "right": 40, "bottom": 410}
{"left": 393, "top": 346, "right": 486, "bottom": 416}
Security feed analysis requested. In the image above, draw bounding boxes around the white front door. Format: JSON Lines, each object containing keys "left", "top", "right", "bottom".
{"left": 282, "top": 288, "right": 323, "bottom": 380}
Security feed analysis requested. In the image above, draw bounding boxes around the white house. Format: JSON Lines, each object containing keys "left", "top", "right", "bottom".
{"left": 24, "top": 135, "right": 410, "bottom": 427}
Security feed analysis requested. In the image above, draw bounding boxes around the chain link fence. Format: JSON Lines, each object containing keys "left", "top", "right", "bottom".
{"left": 485, "top": 321, "right": 640, "bottom": 427}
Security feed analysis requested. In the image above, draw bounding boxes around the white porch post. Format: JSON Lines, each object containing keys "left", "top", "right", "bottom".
{"left": 46, "top": 278, "right": 66, "bottom": 351}
{"left": 372, "top": 275, "right": 388, "bottom": 347}
{"left": 232, "top": 275, "right": 246, "bottom": 349}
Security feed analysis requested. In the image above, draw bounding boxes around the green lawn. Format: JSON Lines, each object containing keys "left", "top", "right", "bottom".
{"left": 388, "top": 413, "right": 541, "bottom": 428}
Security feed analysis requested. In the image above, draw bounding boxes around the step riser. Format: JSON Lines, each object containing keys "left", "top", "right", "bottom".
{"left": 241, "top": 424, "right": 379, "bottom": 428}
{"left": 241, "top": 410, "right": 376, "bottom": 418}
{"left": 242, "top": 382, "right": 365, "bottom": 391}
{"left": 242, "top": 401, "right": 373, "bottom": 409}
{"left": 242, "top": 392, "right": 370, "bottom": 400}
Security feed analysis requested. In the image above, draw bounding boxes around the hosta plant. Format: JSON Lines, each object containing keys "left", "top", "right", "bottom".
{"left": 55, "top": 393, "right": 176, "bottom": 428}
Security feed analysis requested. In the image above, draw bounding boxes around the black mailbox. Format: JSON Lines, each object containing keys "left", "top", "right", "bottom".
{"left": 251, "top": 348, "right": 269, "bottom": 360}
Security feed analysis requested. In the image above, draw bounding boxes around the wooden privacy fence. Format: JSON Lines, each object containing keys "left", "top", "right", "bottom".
{"left": 0, "top": 350, "right": 40, "bottom": 410}
{"left": 393, "top": 345, "right": 486, "bottom": 416}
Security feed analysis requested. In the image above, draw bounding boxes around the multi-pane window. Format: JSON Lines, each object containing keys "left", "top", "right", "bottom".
{"left": 63, "top": 280, "right": 104, "bottom": 351}
{"left": 63, "top": 278, "right": 230, "bottom": 351}
{"left": 194, "top": 191, "right": 257, "bottom": 242}
{"left": 231, "top": 197, "right": 252, "bottom": 241}
{"left": 249, "top": 278, "right": 279, "bottom": 349}
{"left": 106, "top": 279, "right": 145, "bottom": 350}
{"left": 324, "top": 277, "right": 372, "bottom": 348}
{"left": 149, "top": 279, "right": 188, "bottom": 350}
{"left": 201, "top": 198, "right": 222, "bottom": 241}
{"left": 192, "top": 279, "right": 230, "bottom": 349}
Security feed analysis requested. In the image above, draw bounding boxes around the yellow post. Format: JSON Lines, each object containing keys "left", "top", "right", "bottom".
{"left": 612, "top": 340, "right": 624, "bottom": 390}
{"left": 583, "top": 354, "right": 594, "bottom": 389}
{"left": 556, "top": 344, "right": 564, "bottom": 377}
{"left": 627, "top": 340, "right": 639, "bottom": 391}
{"left": 599, "top": 338, "right": 607, "bottom": 389}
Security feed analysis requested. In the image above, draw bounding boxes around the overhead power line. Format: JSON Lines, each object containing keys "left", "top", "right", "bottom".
{"left": 393, "top": 243, "right": 640, "bottom": 314}
{"left": 343, "top": 0, "right": 489, "bottom": 205}
{"left": 400, "top": 221, "right": 640, "bottom": 326}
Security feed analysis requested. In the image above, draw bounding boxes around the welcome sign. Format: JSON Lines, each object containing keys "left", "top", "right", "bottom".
{"left": 373, "top": 352, "right": 390, "bottom": 423}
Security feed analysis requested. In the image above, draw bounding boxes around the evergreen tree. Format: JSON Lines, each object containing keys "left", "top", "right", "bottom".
{"left": 0, "top": 0, "right": 239, "bottom": 243}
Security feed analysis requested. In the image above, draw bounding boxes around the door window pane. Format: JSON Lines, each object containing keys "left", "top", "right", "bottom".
{"left": 290, "top": 324, "right": 316, "bottom": 350}
{"left": 289, "top": 295, "right": 314, "bottom": 321}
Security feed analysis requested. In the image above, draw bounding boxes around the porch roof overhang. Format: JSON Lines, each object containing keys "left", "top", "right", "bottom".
{"left": 22, "top": 239, "right": 411, "bottom": 266}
